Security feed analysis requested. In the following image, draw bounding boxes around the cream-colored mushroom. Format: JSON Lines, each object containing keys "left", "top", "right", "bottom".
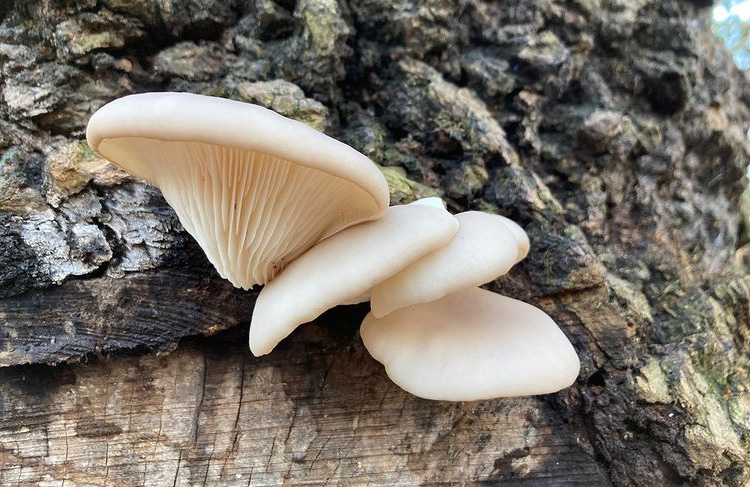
{"left": 360, "top": 287, "right": 580, "bottom": 401}
{"left": 407, "top": 196, "right": 446, "bottom": 210}
{"left": 249, "top": 202, "right": 459, "bottom": 356}
{"left": 498, "top": 215, "right": 530, "bottom": 262}
{"left": 369, "top": 211, "right": 527, "bottom": 318}
{"left": 86, "top": 92, "right": 389, "bottom": 289}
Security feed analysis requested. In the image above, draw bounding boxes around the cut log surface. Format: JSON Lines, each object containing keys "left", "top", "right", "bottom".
{"left": 0, "top": 323, "right": 611, "bottom": 486}
{"left": 1, "top": 0, "right": 750, "bottom": 486}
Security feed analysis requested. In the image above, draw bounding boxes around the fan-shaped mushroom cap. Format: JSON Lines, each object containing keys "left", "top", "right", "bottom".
{"left": 369, "top": 211, "right": 527, "bottom": 318}
{"left": 361, "top": 287, "right": 580, "bottom": 401}
{"left": 249, "top": 203, "right": 459, "bottom": 356}
{"left": 86, "top": 92, "right": 389, "bottom": 289}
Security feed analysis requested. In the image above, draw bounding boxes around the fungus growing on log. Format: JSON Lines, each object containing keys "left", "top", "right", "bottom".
{"left": 249, "top": 201, "right": 459, "bottom": 356}
{"left": 87, "top": 94, "right": 578, "bottom": 402}
{"left": 86, "top": 92, "right": 389, "bottom": 289}
{"left": 369, "top": 210, "right": 528, "bottom": 318}
{"left": 360, "top": 287, "right": 580, "bottom": 401}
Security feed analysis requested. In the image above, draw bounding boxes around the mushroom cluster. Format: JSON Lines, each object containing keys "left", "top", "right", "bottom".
{"left": 87, "top": 92, "right": 580, "bottom": 401}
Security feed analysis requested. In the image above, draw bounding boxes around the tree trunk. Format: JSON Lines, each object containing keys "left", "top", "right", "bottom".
{"left": 1, "top": 0, "right": 749, "bottom": 485}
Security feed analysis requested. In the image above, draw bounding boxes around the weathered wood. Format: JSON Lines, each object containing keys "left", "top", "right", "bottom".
{"left": 0, "top": 268, "right": 256, "bottom": 365}
{"left": 0, "top": 319, "right": 611, "bottom": 487}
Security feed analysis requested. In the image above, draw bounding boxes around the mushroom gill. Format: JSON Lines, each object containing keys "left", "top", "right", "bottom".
{"left": 87, "top": 93, "right": 389, "bottom": 289}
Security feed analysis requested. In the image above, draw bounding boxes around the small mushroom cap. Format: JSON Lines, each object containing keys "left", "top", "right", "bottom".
{"left": 369, "top": 211, "right": 525, "bottom": 318}
{"left": 408, "top": 196, "right": 446, "bottom": 210}
{"left": 86, "top": 92, "right": 389, "bottom": 289}
{"left": 249, "top": 203, "right": 459, "bottom": 356}
{"left": 361, "top": 287, "right": 580, "bottom": 401}
{"left": 498, "top": 215, "right": 530, "bottom": 262}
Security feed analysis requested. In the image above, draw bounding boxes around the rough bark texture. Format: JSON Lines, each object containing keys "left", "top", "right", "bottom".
{"left": 1, "top": 0, "right": 749, "bottom": 486}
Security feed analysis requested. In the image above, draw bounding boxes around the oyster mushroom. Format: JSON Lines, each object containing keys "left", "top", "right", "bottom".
{"left": 369, "top": 210, "right": 528, "bottom": 317}
{"left": 86, "top": 92, "right": 389, "bottom": 289}
{"left": 360, "top": 287, "right": 580, "bottom": 401}
{"left": 249, "top": 201, "right": 459, "bottom": 356}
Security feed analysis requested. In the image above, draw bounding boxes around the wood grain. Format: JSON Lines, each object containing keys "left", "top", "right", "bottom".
{"left": 0, "top": 316, "right": 610, "bottom": 486}
{"left": 0, "top": 268, "right": 256, "bottom": 366}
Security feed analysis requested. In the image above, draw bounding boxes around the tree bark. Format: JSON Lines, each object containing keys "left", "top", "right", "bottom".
{"left": 1, "top": 0, "right": 749, "bottom": 486}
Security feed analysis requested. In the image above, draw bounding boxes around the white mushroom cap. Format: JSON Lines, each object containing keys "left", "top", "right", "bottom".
{"left": 360, "top": 287, "right": 580, "bottom": 401}
{"left": 408, "top": 196, "right": 446, "bottom": 210}
{"left": 86, "top": 92, "right": 389, "bottom": 289}
{"left": 498, "top": 215, "right": 530, "bottom": 262}
{"left": 369, "top": 211, "right": 527, "bottom": 318}
{"left": 249, "top": 203, "right": 459, "bottom": 356}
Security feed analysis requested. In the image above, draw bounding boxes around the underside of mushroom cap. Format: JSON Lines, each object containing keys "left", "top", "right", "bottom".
{"left": 249, "top": 203, "right": 460, "bottom": 356}
{"left": 369, "top": 211, "right": 525, "bottom": 318}
{"left": 361, "top": 287, "right": 580, "bottom": 401}
{"left": 86, "top": 93, "right": 389, "bottom": 288}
